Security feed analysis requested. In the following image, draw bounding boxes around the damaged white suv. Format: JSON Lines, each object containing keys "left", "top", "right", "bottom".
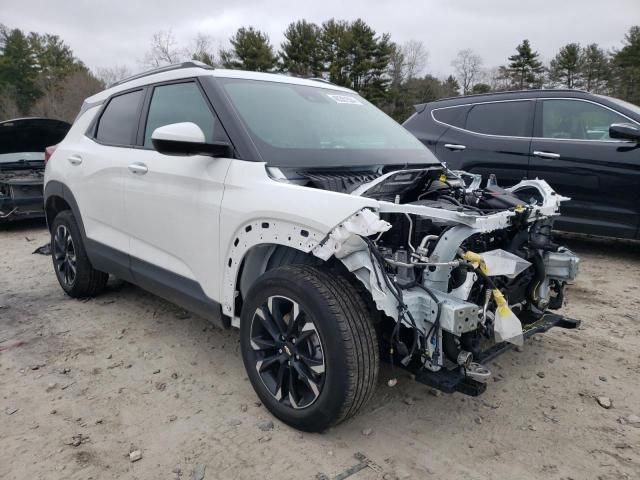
{"left": 44, "top": 62, "right": 579, "bottom": 432}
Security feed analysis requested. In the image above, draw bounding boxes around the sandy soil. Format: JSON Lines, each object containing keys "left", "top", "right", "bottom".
{"left": 1, "top": 220, "right": 640, "bottom": 480}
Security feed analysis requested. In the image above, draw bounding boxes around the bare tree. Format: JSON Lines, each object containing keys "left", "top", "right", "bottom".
{"left": 190, "top": 33, "right": 216, "bottom": 66}
{"left": 401, "top": 40, "right": 428, "bottom": 80}
{"left": 95, "top": 65, "right": 132, "bottom": 87}
{"left": 29, "top": 70, "right": 103, "bottom": 122}
{"left": 452, "top": 49, "right": 483, "bottom": 94}
{"left": 485, "top": 66, "right": 512, "bottom": 92}
{"left": 143, "top": 29, "right": 185, "bottom": 67}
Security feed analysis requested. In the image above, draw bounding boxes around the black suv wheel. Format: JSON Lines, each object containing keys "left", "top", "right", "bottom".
{"left": 240, "top": 265, "right": 379, "bottom": 432}
{"left": 51, "top": 210, "right": 108, "bottom": 298}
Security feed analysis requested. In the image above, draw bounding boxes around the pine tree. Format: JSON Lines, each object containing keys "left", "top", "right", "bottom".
{"left": 612, "top": 26, "right": 640, "bottom": 105}
{"left": 508, "top": 39, "right": 544, "bottom": 89}
{"left": 280, "top": 20, "right": 323, "bottom": 77}
{"left": 582, "top": 44, "right": 609, "bottom": 93}
{"left": 550, "top": 43, "right": 582, "bottom": 88}
{"left": 0, "top": 27, "right": 39, "bottom": 112}
{"left": 220, "top": 27, "right": 277, "bottom": 72}
{"left": 442, "top": 75, "right": 460, "bottom": 97}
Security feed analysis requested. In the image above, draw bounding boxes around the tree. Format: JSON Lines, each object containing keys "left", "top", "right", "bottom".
{"left": 612, "top": 26, "right": 640, "bottom": 105}
{"left": 190, "top": 33, "right": 216, "bottom": 66}
{"left": 320, "top": 19, "right": 350, "bottom": 85}
{"left": 550, "top": 43, "right": 582, "bottom": 88}
{"left": 582, "top": 43, "right": 609, "bottom": 93}
{"left": 401, "top": 40, "right": 428, "bottom": 80}
{"left": 471, "top": 83, "right": 491, "bottom": 94}
{"left": 452, "top": 48, "right": 483, "bottom": 94}
{"left": 508, "top": 39, "right": 544, "bottom": 89}
{"left": 442, "top": 75, "right": 460, "bottom": 97}
{"left": 220, "top": 27, "right": 277, "bottom": 72}
{"left": 95, "top": 65, "right": 132, "bottom": 87}
{"left": 143, "top": 30, "right": 185, "bottom": 67}
{"left": 29, "top": 69, "right": 103, "bottom": 122}
{"left": 280, "top": 20, "right": 323, "bottom": 77}
{"left": 0, "top": 27, "right": 39, "bottom": 112}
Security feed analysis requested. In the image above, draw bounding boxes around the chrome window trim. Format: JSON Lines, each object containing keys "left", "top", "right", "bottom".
{"left": 430, "top": 97, "right": 639, "bottom": 143}
{"left": 430, "top": 99, "right": 535, "bottom": 140}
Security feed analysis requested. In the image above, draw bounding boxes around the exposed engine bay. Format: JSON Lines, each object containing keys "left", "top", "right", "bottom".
{"left": 269, "top": 164, "right": 580, "bottom": 393}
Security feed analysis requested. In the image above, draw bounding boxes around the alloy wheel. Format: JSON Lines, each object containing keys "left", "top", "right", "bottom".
{"left": 53, "top": 225, "right": 77, "bottom": 287}
{"left": 248, "top": 295, "right": 326, "bottom": 409}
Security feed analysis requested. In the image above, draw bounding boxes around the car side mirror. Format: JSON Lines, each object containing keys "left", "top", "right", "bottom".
{"left": 609, "top": 123, "right": 640, "bottom": 142}
{"left": 151, "top": 122, "right": 233, "bottom": 157}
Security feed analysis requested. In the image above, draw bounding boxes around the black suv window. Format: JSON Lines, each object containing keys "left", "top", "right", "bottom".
{"left": 432, "top": 105, "right": 470, "bottom": 128}
{"left": 144, "top": 82, "right": 215, "bottom": 146}
{"left": 95, "top": 89, "right": 144, "bottom": 145}
{"left": 466, "top": 101, "right": 532, "bottom": 137}
{"left": 540, "top": 99, "right": 629, "bottom": 140}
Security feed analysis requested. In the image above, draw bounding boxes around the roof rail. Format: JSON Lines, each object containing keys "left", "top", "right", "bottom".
{"left": 109, "top": 61, "right": 213, "bottom": 88}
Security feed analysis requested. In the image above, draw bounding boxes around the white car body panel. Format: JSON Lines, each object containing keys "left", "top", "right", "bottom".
{"left": 46, "top": 106, "right": 129, "bottom": 253}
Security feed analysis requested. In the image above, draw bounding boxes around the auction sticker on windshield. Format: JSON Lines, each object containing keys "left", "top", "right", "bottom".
{"left": 327, "top": 94, "right": 363, "bottom": 105}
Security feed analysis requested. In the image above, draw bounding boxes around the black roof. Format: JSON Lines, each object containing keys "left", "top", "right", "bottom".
{"left": 416, "top": 89, "right": 597, "bottom": 110}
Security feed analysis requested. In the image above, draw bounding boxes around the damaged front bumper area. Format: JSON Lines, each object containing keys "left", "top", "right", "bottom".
{"left": 0, "top": 174, "right": 45, "bottom": 221}
{"left": 311, "top": 172, "right": 581, "bottom": 396}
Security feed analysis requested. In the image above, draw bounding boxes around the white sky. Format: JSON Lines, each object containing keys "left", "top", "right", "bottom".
{"left": 1, "top": 0, "right": 638, "bottom": 77}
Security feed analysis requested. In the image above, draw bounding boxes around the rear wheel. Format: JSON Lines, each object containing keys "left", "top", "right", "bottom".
{"left": 51, "top": 210, "right": 108, "bottom": 298}
{"left": 240, "top": 265, "right": 379, "bottom": 432}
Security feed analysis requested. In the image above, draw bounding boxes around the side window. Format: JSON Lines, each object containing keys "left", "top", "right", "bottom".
{"left": 541, "top": 99, "right": 629, "bottom": 140}
{"left": 144, "top": 82, "right": 215, "bottom": 146}
{"left": 465, "top": 101, "right": 532, "bottom": 137}
{"left": 432, "top": 105, "right": 470, "bottom": 128}
{"left": 95, "top": 89, "right": 144, "bottom": 145}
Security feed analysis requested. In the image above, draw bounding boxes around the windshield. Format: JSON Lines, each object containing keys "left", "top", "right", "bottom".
{"left": 219, "top": 78, "right": 438, "bottom": 167}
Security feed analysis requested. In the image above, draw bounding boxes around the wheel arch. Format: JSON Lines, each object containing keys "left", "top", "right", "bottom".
{"left": 221, "top": 218, "right": 327, "bottom": 323}
{"left": 44, "top": 181, "right": 86, "bottom": 239}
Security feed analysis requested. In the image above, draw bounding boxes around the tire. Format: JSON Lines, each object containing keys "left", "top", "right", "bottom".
{"left": 51, "top": 210, "right": 108, "bottom": 298}
{"left": 240, "top": 264, "right": 379, "bottom": 432}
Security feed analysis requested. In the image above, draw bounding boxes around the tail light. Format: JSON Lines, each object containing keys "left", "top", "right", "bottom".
{"left": 44, "top": 144, "right": 58, "bottom": 164}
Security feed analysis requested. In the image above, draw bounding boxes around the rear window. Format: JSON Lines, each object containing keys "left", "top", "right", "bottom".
{"left": 465, "top": 101, "right": 532, "bottom": 137}
{"left": 432, "top": 105, "right": 469, "bottom": 128}
{"left": 95, "top": 89, "right": 144, "bottom": 145}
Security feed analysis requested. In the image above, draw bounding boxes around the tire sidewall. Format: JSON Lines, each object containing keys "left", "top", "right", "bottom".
{"left": 240, "top": 271, "right": 352, "bottom": 432}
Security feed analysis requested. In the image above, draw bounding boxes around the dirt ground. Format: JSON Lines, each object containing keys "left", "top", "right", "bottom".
{"left": 1, "top": 220, "right": 639, "bottom": 480}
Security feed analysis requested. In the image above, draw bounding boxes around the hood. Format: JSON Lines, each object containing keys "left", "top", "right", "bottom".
{"left": 0, "top": 118, "right": 71, "bottom": 163}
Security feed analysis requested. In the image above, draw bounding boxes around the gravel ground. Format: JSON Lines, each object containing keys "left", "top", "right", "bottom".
{"left": 1, "top": 220, "right": 640, "bottom": 480}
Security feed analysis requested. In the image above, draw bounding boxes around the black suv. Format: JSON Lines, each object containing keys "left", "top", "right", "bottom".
{"left": 404, "top": 90, "right": 640, "bottom": 239}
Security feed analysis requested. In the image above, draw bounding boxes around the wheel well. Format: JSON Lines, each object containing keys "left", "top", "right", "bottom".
{"left": 235, "top": 244, "right": 320, "bottom": 315}
{"left": 233, "top": 243, "right": 381, "bottom": 328}
{"left": 45, "top": 195, "right": 71, "bottom": 232}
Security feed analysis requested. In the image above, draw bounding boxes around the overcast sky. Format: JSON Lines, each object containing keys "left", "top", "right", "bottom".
{"left": 1, "top": 0, "right": 638, "bottom": 77}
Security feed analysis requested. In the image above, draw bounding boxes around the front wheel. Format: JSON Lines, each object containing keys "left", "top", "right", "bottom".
{"left": 240, "top": 265, "right": 379, "bottom": 432}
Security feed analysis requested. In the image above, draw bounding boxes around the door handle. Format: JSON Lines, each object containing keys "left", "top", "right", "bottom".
{"left": 444, "top": 144, "right": 466, "bottom": 151}
{"left": 67, "top": 155, "right": 83, "bottom": 166}
{"left": 533, "top": 151, "right": 560, "bottom": 159}
{"left": 128, "top": 162, "right": 148, "bottom": 175}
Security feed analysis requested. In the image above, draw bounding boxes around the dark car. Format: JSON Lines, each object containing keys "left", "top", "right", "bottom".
{"left": 403, "top": 90, "right": 640, "bottom": 239}
{"left": 0, "top": 117, "right": 70, "bottom": 222}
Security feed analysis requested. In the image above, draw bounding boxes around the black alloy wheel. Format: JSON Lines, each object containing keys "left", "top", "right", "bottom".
{"left": 248, "top": 295, "right": 326, "bottom": 409}
{"left": 53, "top": 224, "right": 77, "bottom": 287}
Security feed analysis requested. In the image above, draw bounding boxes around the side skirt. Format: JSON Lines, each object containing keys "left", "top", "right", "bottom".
{"left": 86, "top": 240, "right": 228, "bottom": 329}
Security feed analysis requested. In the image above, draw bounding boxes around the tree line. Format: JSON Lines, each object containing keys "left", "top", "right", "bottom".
{"left": 1, "top": 20, "right": 639, "bottom": 123}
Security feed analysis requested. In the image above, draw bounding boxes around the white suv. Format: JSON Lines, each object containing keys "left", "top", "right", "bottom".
{"left": 45, "top": 62, "right": 579, "bottom": 432}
